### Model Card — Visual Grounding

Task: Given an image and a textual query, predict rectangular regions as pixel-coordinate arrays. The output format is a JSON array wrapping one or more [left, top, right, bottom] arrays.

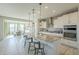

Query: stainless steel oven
[[63, 25, 77, 41]]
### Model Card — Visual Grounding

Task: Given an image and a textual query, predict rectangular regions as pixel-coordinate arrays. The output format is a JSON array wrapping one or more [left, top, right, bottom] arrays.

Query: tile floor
[[0, 35, 57, 55]]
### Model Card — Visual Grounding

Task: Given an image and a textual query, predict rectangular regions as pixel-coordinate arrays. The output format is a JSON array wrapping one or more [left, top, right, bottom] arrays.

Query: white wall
[[0, 17, 4, 40]]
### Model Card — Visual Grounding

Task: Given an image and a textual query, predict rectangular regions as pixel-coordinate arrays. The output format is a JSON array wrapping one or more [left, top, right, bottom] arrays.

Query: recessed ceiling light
[[45, 6, 48, 9]]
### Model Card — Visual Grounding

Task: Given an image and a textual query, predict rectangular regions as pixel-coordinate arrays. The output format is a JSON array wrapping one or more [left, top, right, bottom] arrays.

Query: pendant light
[[39, 3, 42, 20], [32, 8, 35, 39], [38, 3, 42, 34], [28, 12, 31, 36], [28, 12, 30, 26]]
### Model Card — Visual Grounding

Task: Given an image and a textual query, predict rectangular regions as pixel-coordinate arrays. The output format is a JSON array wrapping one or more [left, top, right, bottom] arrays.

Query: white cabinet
[[53, 18, 60, 28], [63, 15, 69, 25], [53, 12, 78, 28], [54, 17, 64, 28], [68, 12, 78, 25], [59, 15, 69, 27], [53, 15, 69, 28]]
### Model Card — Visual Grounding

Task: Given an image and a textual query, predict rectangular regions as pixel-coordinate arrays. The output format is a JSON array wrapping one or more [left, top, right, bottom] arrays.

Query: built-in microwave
[[63, 25, 77, 41], [64, 25, 76, 30]]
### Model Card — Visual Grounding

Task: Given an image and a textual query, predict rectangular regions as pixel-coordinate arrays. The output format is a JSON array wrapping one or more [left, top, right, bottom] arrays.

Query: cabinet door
[[53, 16, 65, 28], [53, 15, 69, 28], [56, 15, 68, 28], [63, 15, 69, 25], [53, 18, 61, 28], [58, 16, 64, 28], [69, 12, 78, 25]]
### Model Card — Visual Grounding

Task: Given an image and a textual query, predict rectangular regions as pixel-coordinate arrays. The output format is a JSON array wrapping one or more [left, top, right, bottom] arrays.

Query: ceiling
[[0, 3, 79, 20]]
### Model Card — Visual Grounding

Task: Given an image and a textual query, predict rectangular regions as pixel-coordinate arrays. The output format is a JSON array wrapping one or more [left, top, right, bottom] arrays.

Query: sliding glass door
[[4, 20, 32, 37], [18, 24, 25, 34], [9, 24, 15, 34]]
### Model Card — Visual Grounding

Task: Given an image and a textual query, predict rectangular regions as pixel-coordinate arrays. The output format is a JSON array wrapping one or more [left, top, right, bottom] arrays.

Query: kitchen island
[[34, 37, 61, 55], [35, 31, 78, 55], [34, 38, 78, 55], [38, 31, 63, 41]]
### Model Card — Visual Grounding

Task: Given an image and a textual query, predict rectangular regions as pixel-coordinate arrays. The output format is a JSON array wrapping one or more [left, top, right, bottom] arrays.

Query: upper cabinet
[[63, 15, 69, 25], [53, 15, 69, 28], [53, 11, 78, 28], [53, 18, 59, 28], [68, 12, 78, 25], [39, 9, 78, 30]]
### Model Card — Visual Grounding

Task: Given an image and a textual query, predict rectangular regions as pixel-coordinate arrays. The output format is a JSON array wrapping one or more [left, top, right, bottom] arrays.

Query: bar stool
[[34, 41, 45, 55], [24, 35, 28, 47], [28, 37, 34, 54]]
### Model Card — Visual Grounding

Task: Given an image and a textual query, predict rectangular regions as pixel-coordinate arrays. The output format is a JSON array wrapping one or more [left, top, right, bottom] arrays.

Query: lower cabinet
[[44, 44, 57, 55], [43, 42, 79, 55], [56, 43, 78, 55]]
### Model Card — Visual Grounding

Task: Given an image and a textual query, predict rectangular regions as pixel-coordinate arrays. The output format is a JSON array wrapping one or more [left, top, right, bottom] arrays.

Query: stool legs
[[28, 41, 45, 55], [24, 40, 26, 47], [34, 48, 45, 55], [34, 48, 37, 55], [28, 42, 35, 54], [28, 43, 31, 54], [42, 48, 45, 55]]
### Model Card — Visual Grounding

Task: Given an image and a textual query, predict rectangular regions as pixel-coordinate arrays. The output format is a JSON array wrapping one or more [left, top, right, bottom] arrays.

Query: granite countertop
[[40, 28, 63, 34], [39, 31, 63, 37], [34, 38, 61, 48]]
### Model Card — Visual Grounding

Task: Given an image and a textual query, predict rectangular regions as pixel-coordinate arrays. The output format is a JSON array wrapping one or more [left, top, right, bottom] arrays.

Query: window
[[19, 24, 25, 33], [9, 24, 15, 34]]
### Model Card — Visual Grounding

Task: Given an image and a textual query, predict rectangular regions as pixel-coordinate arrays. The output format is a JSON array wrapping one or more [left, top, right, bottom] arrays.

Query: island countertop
[[34, 38, 61, 48], [39, 31, 63, 37]]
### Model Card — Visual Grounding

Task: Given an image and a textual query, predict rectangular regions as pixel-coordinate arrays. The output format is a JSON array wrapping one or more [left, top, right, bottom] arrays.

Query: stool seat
[[34, 41, 45, 55], [28, 37, 35, 54], [35, 48, 45, 55], [28, 39, 45, 55]]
